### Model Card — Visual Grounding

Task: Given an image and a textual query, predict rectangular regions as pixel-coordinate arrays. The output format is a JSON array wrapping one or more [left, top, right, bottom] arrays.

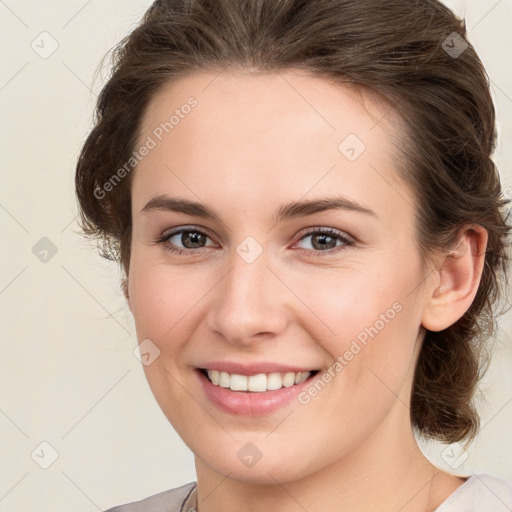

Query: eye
[[155, 226, 354, 257], [156, 227, 217, 255], [293, 228, 354, 257]]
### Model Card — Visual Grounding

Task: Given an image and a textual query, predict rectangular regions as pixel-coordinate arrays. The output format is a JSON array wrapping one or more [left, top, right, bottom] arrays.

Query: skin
[[126, 69, 487, 512]]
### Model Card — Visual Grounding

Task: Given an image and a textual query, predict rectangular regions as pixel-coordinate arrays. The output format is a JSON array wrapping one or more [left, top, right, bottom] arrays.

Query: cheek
[[129, 253, 196, 330], [291, 265, 405, 344], [297, 260, 422, 397]]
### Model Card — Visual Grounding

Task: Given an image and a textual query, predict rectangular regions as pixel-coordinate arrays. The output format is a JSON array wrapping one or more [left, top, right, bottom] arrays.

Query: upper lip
[[198, 361, 318, 375]]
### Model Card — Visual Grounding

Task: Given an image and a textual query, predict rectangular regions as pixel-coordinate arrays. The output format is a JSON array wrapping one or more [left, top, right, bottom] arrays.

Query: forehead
[[133, 69, 413, 225], [139, 68, 400, 145]]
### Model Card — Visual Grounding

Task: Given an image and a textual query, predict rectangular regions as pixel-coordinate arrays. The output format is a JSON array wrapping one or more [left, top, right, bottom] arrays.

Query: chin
[[196, 444, 316, 485]]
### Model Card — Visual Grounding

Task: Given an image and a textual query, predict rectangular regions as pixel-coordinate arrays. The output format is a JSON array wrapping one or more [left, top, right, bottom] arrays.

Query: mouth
[[198, 368, 320, 393]]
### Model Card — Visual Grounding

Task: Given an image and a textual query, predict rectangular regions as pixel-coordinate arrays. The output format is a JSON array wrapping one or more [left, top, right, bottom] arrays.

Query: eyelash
[[154, 226, 355, 258]]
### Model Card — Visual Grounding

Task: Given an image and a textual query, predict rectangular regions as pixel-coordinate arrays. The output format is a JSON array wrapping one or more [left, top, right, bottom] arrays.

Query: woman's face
[[128, 69, 432, 483]]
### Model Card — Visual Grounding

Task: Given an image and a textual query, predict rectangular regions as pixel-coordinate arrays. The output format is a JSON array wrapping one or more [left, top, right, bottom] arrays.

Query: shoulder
[[436, 473, 512, 512], [103, 481, 197, 512]]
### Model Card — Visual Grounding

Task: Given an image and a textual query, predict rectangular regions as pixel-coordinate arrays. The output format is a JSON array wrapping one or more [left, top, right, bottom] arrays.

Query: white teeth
[[209, 369, 220, 385], [295, 372, 308, 384], [282, 372, 296, 387], [219, 371, 230, 388], [229, 374, 247, 391], [248, 373, 267, 392], [267, 372, 283, 391], [205, 369, 312, 392]]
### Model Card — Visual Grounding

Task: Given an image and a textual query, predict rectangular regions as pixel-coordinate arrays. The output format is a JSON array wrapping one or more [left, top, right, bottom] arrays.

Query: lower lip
[[196, 369, 317, 416]]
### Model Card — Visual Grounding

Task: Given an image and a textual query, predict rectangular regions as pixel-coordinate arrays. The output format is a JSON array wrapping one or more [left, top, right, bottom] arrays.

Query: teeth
[[247, 373, 267, 392], [218, 371, 230, 388], [209, 369, 220, 385], [205, 369, 311, 392], [267, 372, 283, 391], [282, 372, 296, 387], [230, 373, 247, 391]]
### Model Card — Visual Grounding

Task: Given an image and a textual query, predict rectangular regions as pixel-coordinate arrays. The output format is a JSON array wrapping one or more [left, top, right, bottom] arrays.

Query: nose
[[205, 247, 290, 347]]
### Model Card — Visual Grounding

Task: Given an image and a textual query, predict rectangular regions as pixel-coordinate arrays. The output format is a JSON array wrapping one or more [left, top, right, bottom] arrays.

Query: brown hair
[[75, 0, 511, 444]]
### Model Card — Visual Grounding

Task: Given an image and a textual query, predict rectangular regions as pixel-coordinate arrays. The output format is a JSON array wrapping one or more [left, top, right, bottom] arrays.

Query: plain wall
[[0, 1, 511, 511]]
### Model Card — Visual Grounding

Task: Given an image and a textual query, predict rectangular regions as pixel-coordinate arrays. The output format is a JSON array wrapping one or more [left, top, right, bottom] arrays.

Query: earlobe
[[421, 225, 488, 332]]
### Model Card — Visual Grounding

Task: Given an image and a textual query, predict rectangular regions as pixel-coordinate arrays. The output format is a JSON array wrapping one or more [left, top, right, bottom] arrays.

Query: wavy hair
[[75, 0, 511, 444]]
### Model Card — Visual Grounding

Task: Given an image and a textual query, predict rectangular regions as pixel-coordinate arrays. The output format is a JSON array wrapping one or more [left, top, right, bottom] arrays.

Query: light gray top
[[104, 482, 197, 512], [104, 473, 512, 512], [434, 473, 512, 511]]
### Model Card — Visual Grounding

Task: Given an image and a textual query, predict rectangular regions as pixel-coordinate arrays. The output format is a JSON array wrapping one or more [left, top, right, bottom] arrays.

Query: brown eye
[[157, 227, 217, 255], [177, 231, 208, 249], [309, 233, 338, 250], [295, 228, 354, 257]]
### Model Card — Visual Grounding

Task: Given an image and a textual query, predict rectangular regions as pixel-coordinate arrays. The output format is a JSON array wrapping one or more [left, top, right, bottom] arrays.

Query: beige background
[[0, 1, 511, 511]]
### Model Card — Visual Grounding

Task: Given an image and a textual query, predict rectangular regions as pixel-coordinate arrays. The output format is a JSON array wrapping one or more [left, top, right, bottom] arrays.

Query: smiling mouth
[[199, 368, 320, 393]]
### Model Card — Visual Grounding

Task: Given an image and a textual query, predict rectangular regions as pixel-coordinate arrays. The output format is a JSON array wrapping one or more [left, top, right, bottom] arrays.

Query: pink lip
[[196, 369, 318, 416], [198, 361, 316, 375]]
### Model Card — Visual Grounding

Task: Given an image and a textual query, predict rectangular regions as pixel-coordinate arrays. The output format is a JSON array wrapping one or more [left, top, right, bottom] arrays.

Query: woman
[[75, 0, 512, 510]]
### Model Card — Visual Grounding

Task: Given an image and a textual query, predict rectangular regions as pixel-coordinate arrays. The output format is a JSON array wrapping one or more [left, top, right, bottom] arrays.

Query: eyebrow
[[141, 195, 378, 222]]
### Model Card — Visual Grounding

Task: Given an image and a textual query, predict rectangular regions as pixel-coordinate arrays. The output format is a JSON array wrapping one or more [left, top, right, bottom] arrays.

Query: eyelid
[[157, 225, 218, 250], [160, 224, 214, 240], [294, 225, 355, 244], [291, 227, 355, 257]]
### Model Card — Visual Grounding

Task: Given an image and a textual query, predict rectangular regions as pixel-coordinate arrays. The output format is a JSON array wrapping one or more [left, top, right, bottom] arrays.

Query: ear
[[421, 224, 488, 332]]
